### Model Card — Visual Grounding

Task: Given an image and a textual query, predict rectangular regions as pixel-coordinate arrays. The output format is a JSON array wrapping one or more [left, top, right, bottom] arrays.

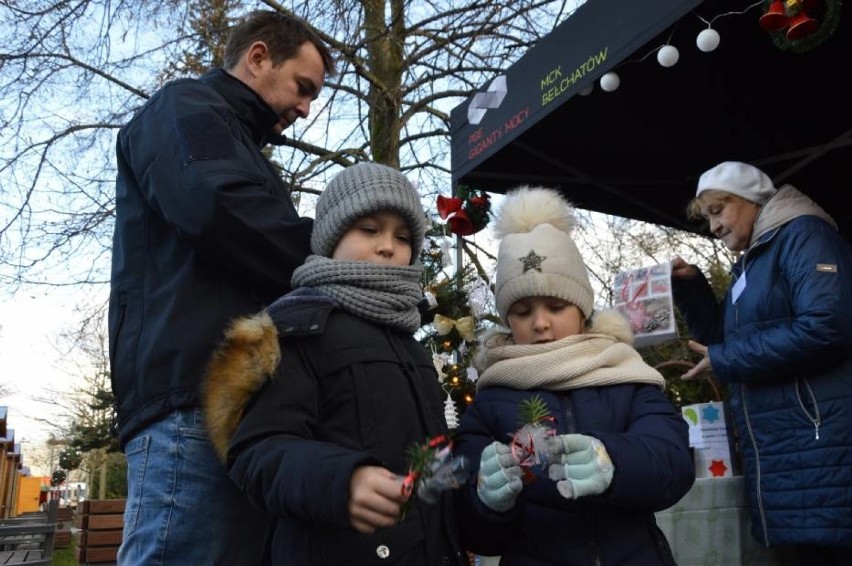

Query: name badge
[[731, 272, 747, 304]]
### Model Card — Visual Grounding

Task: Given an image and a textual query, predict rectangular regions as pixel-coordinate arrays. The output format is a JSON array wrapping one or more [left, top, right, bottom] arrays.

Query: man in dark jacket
[[108, 10, 335, 565]]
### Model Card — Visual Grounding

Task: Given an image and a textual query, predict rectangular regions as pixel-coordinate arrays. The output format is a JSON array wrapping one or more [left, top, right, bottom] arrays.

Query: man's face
[[252, 41, 326, 135]]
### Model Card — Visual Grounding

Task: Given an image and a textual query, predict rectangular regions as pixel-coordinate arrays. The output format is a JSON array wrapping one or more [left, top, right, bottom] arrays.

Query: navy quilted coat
[[672, 187, 852, 546], [453, 385, 694, 565]]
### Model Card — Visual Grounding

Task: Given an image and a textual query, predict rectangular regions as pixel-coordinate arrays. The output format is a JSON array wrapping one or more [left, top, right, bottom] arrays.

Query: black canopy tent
[[450, 0, 850, 237]]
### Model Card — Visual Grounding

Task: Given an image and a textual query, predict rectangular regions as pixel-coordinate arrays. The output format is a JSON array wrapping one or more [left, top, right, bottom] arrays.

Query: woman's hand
[[670, 256, 700, 280], [681, 340, 714, 380]]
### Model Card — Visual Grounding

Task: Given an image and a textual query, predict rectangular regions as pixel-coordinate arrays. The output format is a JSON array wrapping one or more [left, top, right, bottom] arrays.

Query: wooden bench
[[74, 499, 125, 566], [54, 506, 73, 549], [0, 500, 57, 565]]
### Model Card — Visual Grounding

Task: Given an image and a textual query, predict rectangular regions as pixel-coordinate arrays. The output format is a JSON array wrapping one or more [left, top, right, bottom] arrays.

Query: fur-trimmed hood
[[203, 289, 337, 462], [203, 311, 281, 462]]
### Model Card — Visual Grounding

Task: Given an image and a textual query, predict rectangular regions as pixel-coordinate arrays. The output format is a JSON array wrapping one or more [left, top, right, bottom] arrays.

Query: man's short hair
[[223, 10, 336, 76]]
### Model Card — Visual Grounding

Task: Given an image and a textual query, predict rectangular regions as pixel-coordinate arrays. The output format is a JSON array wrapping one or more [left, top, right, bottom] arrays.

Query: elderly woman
[[670, 161, 852, 564]]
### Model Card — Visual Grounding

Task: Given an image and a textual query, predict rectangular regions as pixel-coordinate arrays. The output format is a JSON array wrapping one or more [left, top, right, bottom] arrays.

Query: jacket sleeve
[[226, 339, 377, 528], [671, 267, 725, 346], [118, 80, 312, 292], [709, 217, 852, 382], [590, 385, 695, 512]]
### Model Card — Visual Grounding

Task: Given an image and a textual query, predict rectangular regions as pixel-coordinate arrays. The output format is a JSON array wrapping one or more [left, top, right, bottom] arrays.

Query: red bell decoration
[[786, 9, 818, 40], [446, 210, 476, 236], [437, 195, 463, 219], [436, 186, 492, 236], [759, 0, 789, 31]]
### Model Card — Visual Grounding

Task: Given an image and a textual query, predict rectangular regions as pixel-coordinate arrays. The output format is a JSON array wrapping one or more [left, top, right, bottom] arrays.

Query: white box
[[681, 401, 736, 478]]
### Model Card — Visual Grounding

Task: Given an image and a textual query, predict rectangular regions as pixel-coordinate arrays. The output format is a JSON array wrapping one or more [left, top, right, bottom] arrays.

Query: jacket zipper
[[794, 378, 821, 440], [559, 394, 604, 565]]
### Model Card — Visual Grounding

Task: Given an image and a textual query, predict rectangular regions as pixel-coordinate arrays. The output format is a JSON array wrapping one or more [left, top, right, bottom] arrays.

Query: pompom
[[493, 186, 578, 239]]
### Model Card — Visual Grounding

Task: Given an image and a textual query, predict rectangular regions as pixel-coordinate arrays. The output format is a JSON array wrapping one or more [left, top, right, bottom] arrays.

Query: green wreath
[[763, 0, 843, 53]]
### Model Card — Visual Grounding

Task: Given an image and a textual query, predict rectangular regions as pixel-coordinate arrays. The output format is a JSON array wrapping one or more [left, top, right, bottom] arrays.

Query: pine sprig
[[518, 395, 551, 426], [404, 439, 440, 474]]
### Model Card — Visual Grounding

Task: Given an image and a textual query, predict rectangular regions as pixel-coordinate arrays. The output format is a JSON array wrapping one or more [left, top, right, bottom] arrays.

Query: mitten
[[547, 433, 614, 499], [476, 441, 523, 512]]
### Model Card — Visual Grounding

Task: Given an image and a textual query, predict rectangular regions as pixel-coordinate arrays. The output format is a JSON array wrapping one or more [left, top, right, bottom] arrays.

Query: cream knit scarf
[[291, 255, 423, 333], [476, 332, 665, 392]]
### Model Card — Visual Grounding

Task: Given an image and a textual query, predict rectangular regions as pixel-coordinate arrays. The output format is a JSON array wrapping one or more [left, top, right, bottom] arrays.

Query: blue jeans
[[118, 408, 271, 565]]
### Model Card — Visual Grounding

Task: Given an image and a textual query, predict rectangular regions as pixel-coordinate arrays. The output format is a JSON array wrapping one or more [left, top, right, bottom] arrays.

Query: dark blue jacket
[[673, 193, 852, 546], [453, 385, 693, 565], [109, 68, 312, 447]]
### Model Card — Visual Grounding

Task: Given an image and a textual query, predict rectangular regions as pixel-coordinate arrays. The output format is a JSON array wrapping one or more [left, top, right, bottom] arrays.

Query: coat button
[[376, 545, 390, 559]]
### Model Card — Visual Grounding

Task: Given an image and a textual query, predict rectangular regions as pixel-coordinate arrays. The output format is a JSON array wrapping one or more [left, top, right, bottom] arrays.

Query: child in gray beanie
[[452, 186, 694, 565], [202, 162, 468, 565]]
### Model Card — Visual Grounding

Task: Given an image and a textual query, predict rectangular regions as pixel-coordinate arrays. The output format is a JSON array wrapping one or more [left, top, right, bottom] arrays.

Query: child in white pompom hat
[[453, 186, 694, 565]]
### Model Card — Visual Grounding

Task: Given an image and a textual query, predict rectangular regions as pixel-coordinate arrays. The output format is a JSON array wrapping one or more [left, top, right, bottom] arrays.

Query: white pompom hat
[[493, 186, 594, 323]]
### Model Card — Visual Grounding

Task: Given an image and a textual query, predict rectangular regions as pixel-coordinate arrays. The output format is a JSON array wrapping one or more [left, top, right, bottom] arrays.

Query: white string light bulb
[[657, 45, 680, 67], [600, 72, 620, 92], [697, 28, 721, 52]]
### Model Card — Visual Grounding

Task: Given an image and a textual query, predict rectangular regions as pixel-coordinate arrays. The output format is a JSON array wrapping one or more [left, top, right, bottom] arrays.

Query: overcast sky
[[0, 287, 85, 463]]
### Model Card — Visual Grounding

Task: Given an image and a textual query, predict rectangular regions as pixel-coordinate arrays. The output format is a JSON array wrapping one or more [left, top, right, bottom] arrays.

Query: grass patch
[[52, 534, 78, 566]]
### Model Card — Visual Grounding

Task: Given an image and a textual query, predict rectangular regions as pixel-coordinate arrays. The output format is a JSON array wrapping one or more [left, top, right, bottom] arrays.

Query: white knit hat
[[493, 186, 594, 322], [696, 161, 776, 204]]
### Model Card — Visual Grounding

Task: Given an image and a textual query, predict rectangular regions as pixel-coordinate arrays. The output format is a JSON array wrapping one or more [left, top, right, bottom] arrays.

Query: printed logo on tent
[[467, 75, 507, 125]]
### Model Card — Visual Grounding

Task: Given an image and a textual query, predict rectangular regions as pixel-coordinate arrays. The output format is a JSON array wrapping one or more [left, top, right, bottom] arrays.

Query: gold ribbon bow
[[433, 314, 476, 342]]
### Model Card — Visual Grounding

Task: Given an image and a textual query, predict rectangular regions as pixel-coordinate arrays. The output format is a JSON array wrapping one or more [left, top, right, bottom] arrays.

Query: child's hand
[[348, 466, 407, 533], [476, 441, 523, 512], [547, 434, 614, 499]]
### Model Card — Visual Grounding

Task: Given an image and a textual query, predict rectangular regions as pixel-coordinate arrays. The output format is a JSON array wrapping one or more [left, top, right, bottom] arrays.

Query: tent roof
[[450, 0, 850, 237]]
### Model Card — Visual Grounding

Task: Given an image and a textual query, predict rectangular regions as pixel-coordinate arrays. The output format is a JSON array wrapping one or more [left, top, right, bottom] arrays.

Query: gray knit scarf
[[476, 331, 665, 392], [291, 255, 423, 333]]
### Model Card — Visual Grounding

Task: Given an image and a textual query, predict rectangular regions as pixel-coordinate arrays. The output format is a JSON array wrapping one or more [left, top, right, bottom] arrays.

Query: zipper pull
[[814, 423, 820, 440]]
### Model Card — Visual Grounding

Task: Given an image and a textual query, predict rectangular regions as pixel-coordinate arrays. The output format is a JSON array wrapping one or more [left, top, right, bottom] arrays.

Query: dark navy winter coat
[[453, 385, 694, 565], [222, 293, 467, 565], [109, 68, 312, 447], [673, 208, 852, 546]]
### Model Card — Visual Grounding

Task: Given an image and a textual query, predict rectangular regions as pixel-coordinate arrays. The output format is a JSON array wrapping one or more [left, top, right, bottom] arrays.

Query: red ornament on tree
[[436, 186, 492, 236]]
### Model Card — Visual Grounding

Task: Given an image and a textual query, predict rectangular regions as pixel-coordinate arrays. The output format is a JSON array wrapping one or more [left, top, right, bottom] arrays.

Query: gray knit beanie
[[494, 186, 594, 322], [311, 162, 427, 262]]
